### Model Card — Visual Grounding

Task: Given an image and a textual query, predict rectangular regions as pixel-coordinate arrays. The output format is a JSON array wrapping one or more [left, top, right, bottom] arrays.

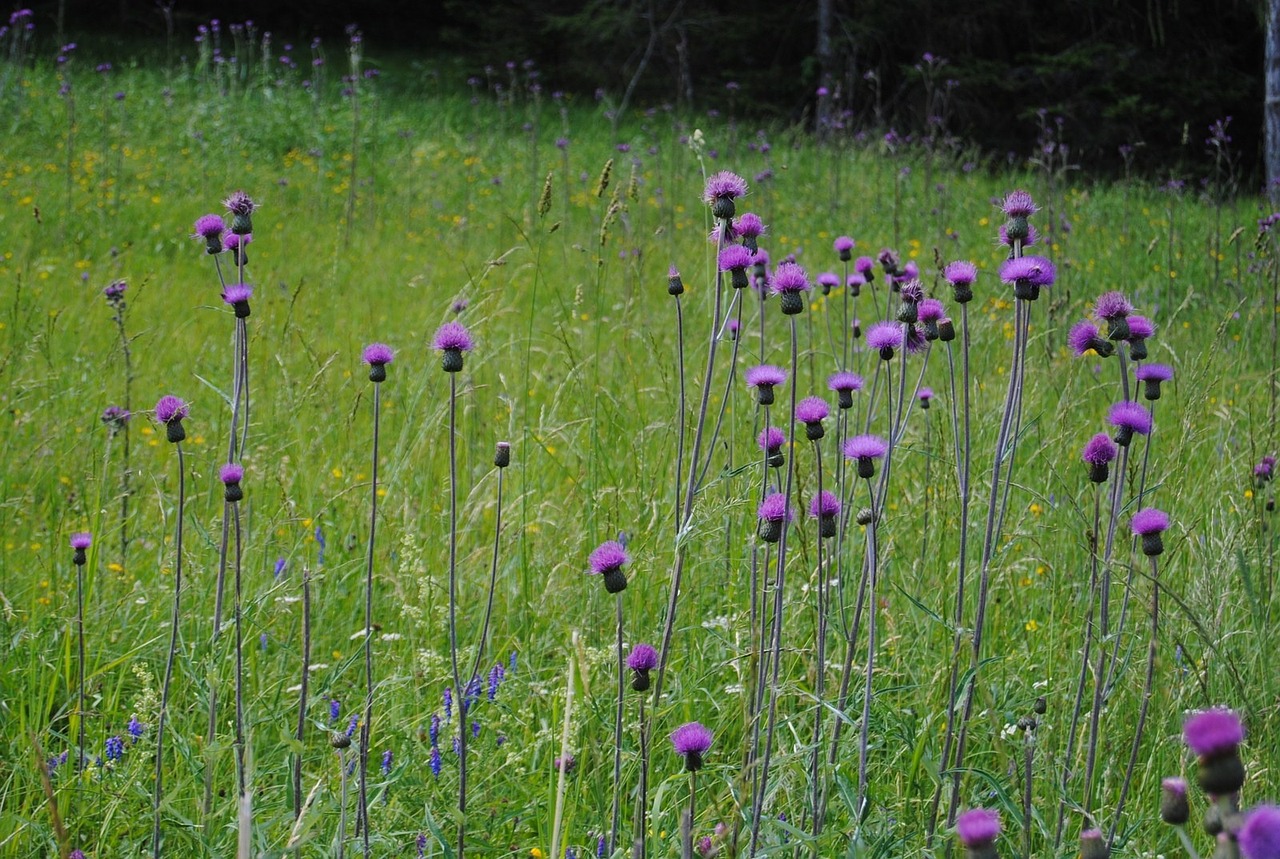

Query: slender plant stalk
[[1023, 721, 1035, 859], [1054, 486, 1103, 849], [683, 771, 697, 859], [233, 504, 248, 837], [446, 372, 467, 859], [549, 635, 577, 859], [611, 595, 625, 856], [748, 314, 799, 856], [855, 469, 880, 817], [337, 748, 349, 859], [152, 443, 186, 859], [810, 444, 828, 840], [294, 566, 312, 821], [633, 695, 649, 859], [1108, 553, 1161, 845], [358, 379, 382, 857], [75, 545, 87, 775]]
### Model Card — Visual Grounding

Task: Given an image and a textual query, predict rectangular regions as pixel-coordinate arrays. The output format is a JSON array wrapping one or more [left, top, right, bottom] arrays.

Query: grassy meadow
[[0, 29, 1278, 859]]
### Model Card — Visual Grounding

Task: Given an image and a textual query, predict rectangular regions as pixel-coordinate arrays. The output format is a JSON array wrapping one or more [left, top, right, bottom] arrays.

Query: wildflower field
[[2, 23, 1279, 859]]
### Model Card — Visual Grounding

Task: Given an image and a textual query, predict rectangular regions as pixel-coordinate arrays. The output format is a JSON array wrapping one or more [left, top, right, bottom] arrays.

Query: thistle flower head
[[1082, 433, 1117, 465], [193, 214, 226, 239], [817, 272, 840, 292], [828, 371, 864, 393], [670, 721, 713, 764], [1131, 507, 1169, 536], [1107, 401, 1152, 436], [833, 236, 855, 253], [702, 171, 748, 205], [757, 493, 793, 522], [904, 324, 927, 353], [219, 463, 244, 484], [999, 255, 1056, 288], [1126, 315, 1155, 339], [810, 490, 841, 519], [588, 540, 629, 575], [433, 321, 474, 357], [718, 244, 753, 272], [736, 213, 765, 239], [103, 279, 127, 300], [899, 280, 925, 303], [70, 532, 92, 550], [224, 191, 256, 216], [956, 808, 1001, 847], [866, 321, 904, 352], [844, 435, 888, 461], [758, 426, 785, 453], [1183, 708, 1244, 756], [918, 387, 934, 405], [998, 222, 1039, 247], [770, 262, 811, 294], [222, 283, 253, 305], [796, 396, 829, 424], [1000, 190, 1038, 218], [626, 643, 658, 671], [1135, 363, 1173, 382], [943, 260, 977, 285], [363, 343, 394, 366], [1239, 805, 1280, 859], [918, 298, 945, 323], [1256, 455, 1277, 480], [1095, 291, 1133, 320], [154, 395, 188, 424], [1069, 322, 1111, 357], [854, 256, 875, 276]]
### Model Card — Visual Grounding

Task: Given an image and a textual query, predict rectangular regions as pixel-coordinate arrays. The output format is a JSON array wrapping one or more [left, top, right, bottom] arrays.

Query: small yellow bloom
[[531, 850, 545, 859], [1245, 489, 1255, 500], [1024, 620, 1039, 632], [332, 467, 344, 479]]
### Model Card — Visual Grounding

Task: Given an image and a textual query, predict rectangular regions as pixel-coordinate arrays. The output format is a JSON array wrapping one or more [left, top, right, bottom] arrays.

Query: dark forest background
[[22, 0, 1266, 183]]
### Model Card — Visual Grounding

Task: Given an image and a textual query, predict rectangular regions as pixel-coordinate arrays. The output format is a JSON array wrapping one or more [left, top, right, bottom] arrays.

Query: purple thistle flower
[[834, 235, 856, 259], [1256, 455, 1277, 482], [103, 279, 127, 301], [363, 342, 393, 381], [918, 387, 934, 408], [1082, 433, 1117, 483], [554, 753, 576, 774], [810, 489, 841, 538], [101, 406, 131, 432], [154, 395, 189, 443], [1132, 507, 1170, 534], [854, 256, 875, 277], [844, 434, 888, 479], [627, 643, 658, 671], [1135, 362, 1173, 400], [736, 212, 765, 241], [943, 260, 977, 286], [222, 283, 253, 317], [828, 371, 864, 410], [770, 262, 811, 315], [719, 245, 754, 289], [999, 255, 1055, 299], [796, 396, 829, 424], [1068, 322, 1113, 357], [904, 323, 928, 354], [866, 321, 904, 359], [918, 298, 945, 324], [670, 721, 713, 771], [956, 808, 1001, 847], [1126, 315, 1155, 340], [71, 532, 92, 550], [1239, 806, 1280, 859], [194, 214, 226, 239], [745, 365, 786, 390], [434, 321, 474, 372], [703, 171, 748, 220], [1183, 708, 1244, 757], [219, 463, 244, 484], [224, 231, 250, 261], [757, 493, 794, 542], [589, 540, 629, 593], [1094, 291, 1133, 320], [817, 272, 840, 294], [899, 280, 925, 303], [223, 190, 256, 216], [1000, 190, 1037, 218], [69, 852, 85, 859], [1108, 401, 1152, 446], [758, 426, 785, 454]]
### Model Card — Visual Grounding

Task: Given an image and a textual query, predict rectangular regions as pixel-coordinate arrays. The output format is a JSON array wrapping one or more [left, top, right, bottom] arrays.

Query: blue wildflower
[[443, 688, 453, 721], [128, 717, 145, 741], [429, 713, 440, 746], [329, 698, 341, 722], [429, 745, 442, 777], [381, 749, 393, 775], [105, 736, 125, 761]]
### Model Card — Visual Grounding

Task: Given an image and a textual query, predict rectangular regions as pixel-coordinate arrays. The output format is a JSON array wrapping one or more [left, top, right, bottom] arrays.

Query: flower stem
[[152, 442, 185, 859], [358, 380, 382, 857]]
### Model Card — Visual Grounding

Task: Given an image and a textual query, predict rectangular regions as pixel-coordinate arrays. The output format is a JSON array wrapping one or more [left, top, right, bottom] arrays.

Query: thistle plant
[[358, 342, 393, 855], [587, 539, 629, 855], [671, 722, 712, 859], [70, 532, 91, 774], [435, 319, 475, 859], [103, 280, 133, 566], [151, 394, 189, 859]]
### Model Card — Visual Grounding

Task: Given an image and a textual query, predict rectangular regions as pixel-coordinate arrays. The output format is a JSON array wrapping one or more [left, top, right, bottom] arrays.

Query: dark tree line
[[43, 0, 1270, 181]]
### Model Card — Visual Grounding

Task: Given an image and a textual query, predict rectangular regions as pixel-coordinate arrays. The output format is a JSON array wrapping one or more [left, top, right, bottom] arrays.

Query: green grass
[[0, 42, 1276, 859]]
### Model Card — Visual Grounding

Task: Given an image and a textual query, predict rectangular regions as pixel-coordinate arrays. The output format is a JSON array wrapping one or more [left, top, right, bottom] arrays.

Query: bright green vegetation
[[0, 46, 1276, 859]]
